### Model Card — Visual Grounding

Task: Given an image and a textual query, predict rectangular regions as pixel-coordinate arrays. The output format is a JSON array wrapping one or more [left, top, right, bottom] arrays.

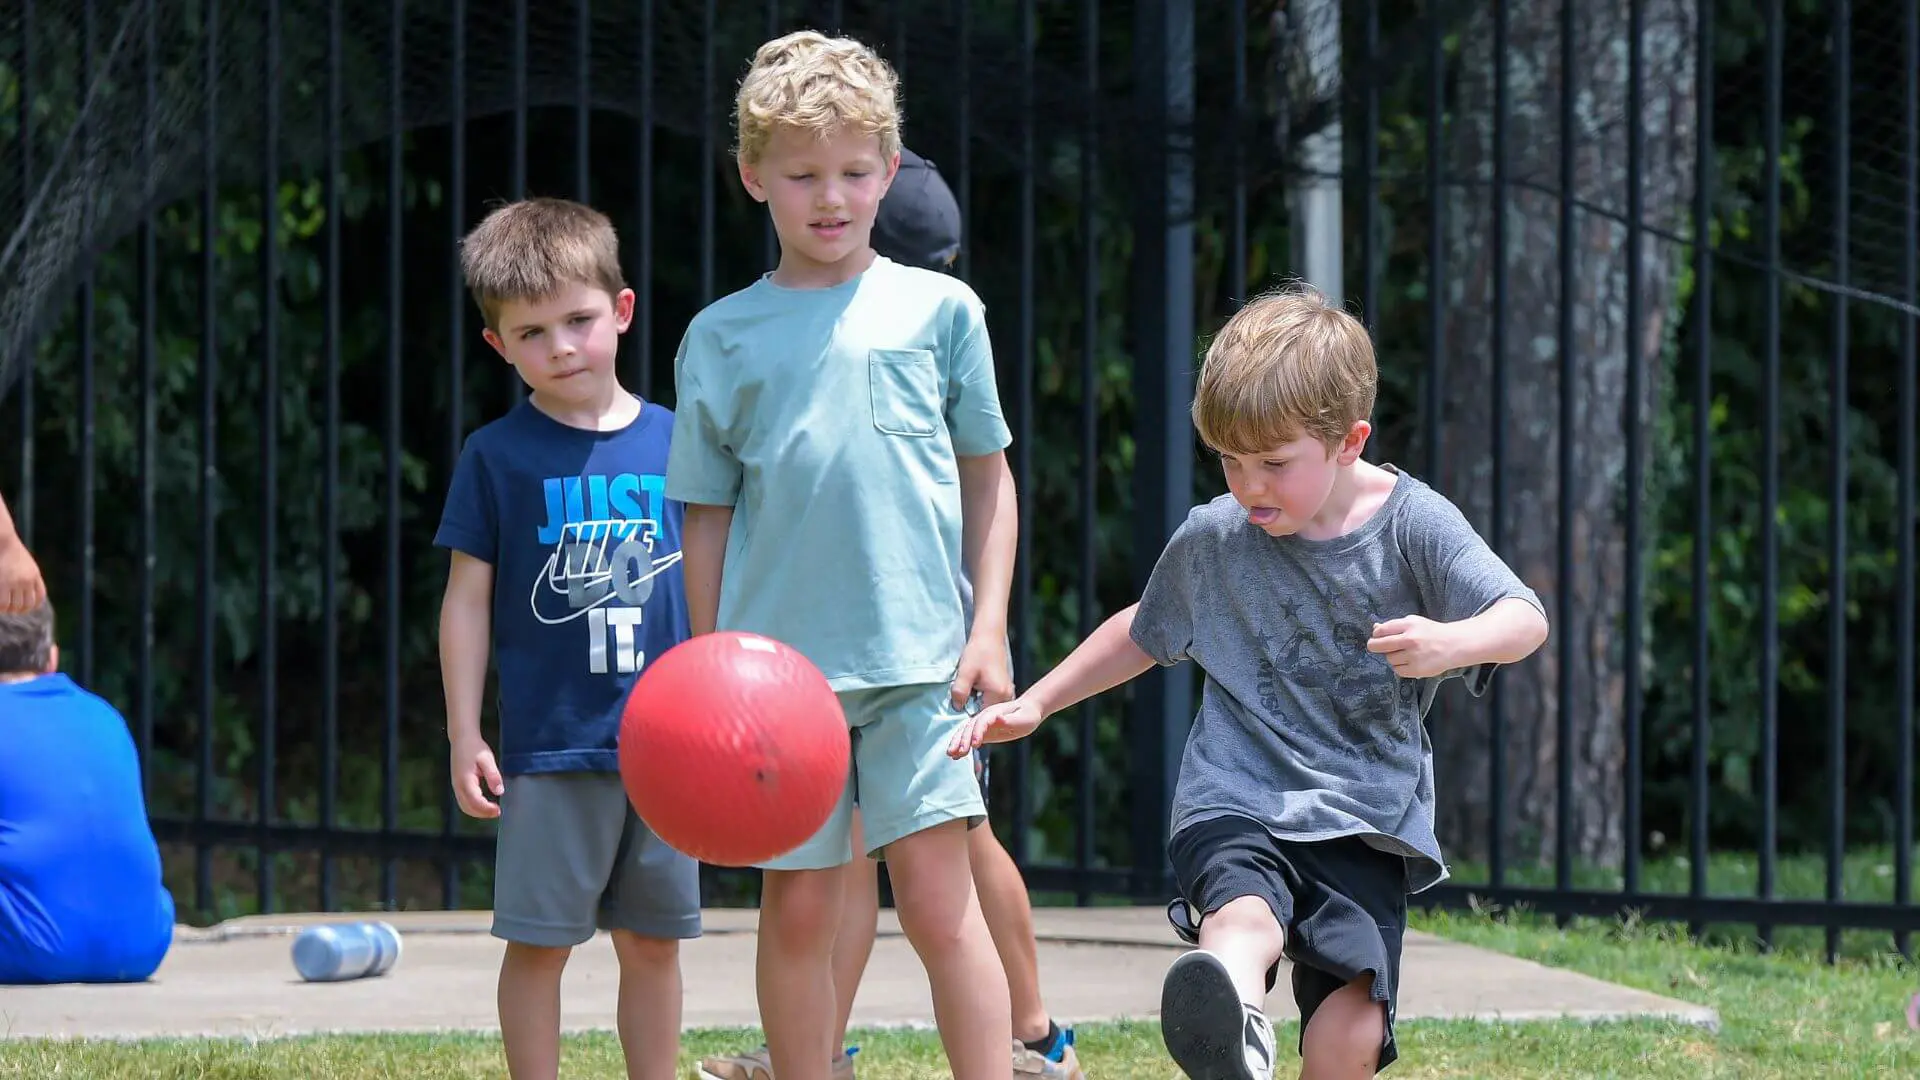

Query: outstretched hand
[[947, 696, 1047, 759]]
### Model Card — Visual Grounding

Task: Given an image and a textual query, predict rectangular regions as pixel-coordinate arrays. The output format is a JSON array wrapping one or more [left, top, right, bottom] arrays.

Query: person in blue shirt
[[0, 598, 175, 984], [435, 196, 700, 1080]]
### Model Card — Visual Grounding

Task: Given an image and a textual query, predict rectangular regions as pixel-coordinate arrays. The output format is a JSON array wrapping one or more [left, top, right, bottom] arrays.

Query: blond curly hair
[[734, 30, 902, 164]]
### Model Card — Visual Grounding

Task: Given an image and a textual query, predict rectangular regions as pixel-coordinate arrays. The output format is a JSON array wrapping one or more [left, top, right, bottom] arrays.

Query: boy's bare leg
[[834, 808, 881, 1050], [968, 824, 1050, 1043], [1197, 895, 1286, 1007], [759, 867, 846, 1080], [610, 931, 684, 1080], [498, 942, 571, 1080], [1297, 978, 1385, 1080], [885, 818, 1012, 1080]]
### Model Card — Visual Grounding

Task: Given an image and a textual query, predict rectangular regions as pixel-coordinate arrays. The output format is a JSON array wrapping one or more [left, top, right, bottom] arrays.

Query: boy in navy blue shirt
[[0, 599, 175, 985], [435, 197, 699, 1080]]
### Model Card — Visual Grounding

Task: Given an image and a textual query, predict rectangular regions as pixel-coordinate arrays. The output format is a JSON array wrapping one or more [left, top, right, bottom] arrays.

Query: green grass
[[1429, 843, 1920, 962], [7, 904, 1920, 1078]]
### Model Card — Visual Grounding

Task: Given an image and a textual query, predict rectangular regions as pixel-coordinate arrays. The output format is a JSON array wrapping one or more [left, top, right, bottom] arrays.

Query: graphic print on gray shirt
[[1129, 466, 1545, 894]]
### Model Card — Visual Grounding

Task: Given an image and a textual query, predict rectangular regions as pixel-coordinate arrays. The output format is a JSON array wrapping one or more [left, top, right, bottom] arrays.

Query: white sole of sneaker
[[1160, 949, 1260, 1080]]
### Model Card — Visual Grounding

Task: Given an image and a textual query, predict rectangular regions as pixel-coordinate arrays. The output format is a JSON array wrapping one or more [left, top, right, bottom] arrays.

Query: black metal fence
[[1, 0, 1916, 963]]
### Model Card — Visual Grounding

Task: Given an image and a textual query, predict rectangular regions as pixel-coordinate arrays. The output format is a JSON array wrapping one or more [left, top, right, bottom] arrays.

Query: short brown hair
[[1192, 282, 1378, 454], [0, 599, 54, 676], [458, 197, 626, 332], [735, 31, 902, 165]]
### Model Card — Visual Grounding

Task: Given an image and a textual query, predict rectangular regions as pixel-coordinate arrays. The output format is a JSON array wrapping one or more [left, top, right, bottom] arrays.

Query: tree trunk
[[1429, 0, 1698, 871]]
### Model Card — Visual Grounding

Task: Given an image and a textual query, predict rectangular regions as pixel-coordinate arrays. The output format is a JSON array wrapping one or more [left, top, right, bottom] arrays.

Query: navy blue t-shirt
[[433, 396, 691, 775]]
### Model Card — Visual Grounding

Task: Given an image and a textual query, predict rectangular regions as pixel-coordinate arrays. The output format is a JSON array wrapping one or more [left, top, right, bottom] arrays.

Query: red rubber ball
[[618, 631, 849, 867]]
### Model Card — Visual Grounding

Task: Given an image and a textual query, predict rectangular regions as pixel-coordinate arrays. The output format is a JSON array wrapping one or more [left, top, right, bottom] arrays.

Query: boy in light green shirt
[[667, 28, 1020, 1080]]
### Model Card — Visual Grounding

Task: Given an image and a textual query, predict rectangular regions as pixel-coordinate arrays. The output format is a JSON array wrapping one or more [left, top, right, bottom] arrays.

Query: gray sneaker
[[1159, 949, 1276, 1080], [696, 1045, 858, 1080]]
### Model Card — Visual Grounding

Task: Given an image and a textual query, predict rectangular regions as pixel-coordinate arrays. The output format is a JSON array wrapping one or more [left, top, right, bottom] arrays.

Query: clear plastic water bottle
[[291, 920, 403, 982]]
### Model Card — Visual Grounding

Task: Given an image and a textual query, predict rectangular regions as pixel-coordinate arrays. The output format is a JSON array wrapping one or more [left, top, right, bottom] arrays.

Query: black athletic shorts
[[1167, 813, 1408, 1072]]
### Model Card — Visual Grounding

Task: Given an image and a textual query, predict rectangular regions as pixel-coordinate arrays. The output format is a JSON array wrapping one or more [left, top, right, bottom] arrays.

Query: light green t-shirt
[[664, 256, 1014, 691]]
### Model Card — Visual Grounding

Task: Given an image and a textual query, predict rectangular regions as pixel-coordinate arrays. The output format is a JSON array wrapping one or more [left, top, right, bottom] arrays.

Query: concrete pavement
[[0, 906, 1717, 1042]]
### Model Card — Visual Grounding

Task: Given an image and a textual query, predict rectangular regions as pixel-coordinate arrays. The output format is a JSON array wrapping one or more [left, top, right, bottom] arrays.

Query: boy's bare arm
[[951, 603, 1157, 754], [953, 450, 1018, 703], [1369, 596, 1549, 679], [681, 503, 734, 638], [1025, 603, 1158, 716], [440, 552, 503, 817], [0, 492, 46, 614], [957, 451, 1016, 636], [1448, 595, 1550, 666], [440, 553, 495, 742]]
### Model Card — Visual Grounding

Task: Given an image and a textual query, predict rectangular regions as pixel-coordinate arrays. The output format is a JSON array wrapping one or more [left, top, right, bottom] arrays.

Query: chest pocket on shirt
[[869, 348, 941, 438]]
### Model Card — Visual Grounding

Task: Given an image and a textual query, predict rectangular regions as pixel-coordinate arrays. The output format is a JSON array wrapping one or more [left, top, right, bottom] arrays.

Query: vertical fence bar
[[1823, 0, 1850, 965], [638, 0, 655, 398], [444, 0, 468, 909], [1553, 0, 1577, 913], [700, 0, 715, 304], [1128, 0, 1196, 898], [1488, 0, 1510, 891], [319, 0, 342, 913], [1756, 0, 1783, 949], [1622, 0, 1646, 898], [1423, 1, 1444, 484], [382, 0, 404, 909], [891, 0, 906, 79], [13, 0, 32, 544], [1229, 0, 1246, 308], [1075, 0, 1099, 903], [78, 0, 96, 688], [1688, 0, 1716, 942], [195, 0, 220, 919], [137, 0, 159, 791], [577, 0, 591, 202], [1009, 0, 1036, 869], [258, 0, 282, 916], [513, 0, 527, 200], [1896, 0, 1918, 962], [955, 0, 971, 282], [508, 0, 527, 416], [1360, 0, 1378, 329], [763, 0, 779, 269]]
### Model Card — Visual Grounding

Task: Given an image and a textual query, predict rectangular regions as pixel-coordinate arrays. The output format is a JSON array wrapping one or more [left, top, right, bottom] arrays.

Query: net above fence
[[2, 0, 1915, 394]]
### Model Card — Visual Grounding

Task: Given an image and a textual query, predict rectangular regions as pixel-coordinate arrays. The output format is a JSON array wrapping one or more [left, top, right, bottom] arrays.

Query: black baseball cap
[[873, 148, 962, 271]]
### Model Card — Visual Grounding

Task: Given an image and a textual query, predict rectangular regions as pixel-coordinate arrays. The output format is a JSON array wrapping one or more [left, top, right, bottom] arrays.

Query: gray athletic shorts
[[491, 772, 702, 947]]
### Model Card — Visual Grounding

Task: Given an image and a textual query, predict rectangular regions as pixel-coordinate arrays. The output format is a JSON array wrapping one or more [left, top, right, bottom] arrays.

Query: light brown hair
[[1192, 282, 1378, 454], [735, 30, 902, 165], [458, 197, 626, 332]]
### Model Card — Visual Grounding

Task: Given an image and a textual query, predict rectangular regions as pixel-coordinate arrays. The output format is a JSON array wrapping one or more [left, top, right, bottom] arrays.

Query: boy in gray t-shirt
[[950, 284, 1548, 1079]]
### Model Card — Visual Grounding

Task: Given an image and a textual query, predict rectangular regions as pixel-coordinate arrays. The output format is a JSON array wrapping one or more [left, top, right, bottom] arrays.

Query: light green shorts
[[758, 681, 988, 871]]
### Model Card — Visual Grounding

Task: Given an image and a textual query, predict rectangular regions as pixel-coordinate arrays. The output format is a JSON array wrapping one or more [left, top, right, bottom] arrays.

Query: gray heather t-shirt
[[1130, 466, 1544, 893]]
